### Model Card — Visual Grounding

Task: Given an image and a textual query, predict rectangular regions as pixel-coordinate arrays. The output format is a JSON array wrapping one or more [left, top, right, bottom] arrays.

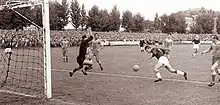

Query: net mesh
[[0, 0, 46, 103], [0, 29, 45, 98]]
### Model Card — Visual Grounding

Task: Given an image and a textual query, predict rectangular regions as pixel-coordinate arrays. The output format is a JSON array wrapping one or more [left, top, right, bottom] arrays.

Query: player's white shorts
[[193, 44, 200, 49], [158, 56, 169, 66], [4, 48, 12, 53], [155, 43, 159, 46], [140, 47, 144, 51]]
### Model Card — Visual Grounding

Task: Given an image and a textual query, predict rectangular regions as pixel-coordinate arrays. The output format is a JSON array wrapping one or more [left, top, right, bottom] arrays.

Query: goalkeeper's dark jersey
[[150, 48, 170, 59], [78, 36, 93, 58]]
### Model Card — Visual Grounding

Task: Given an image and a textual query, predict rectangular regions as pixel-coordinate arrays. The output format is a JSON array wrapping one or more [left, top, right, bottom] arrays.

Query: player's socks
[[183, 72, 187, 80], [155, 72, 162, 78], [176, 70, 185, 75], [98, 62, 103, 71], [63, 57, 65, 62], [66, 57, 68, 63], [72, 68, 78, 74], [100, 66, 103, 71], [154, 78, 162, 82]]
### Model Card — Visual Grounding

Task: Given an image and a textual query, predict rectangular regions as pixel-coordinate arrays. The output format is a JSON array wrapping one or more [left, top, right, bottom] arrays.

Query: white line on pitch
[[51, 68, 213, 85], [0, 89, 38, 98], [8, 67, 214, 85]]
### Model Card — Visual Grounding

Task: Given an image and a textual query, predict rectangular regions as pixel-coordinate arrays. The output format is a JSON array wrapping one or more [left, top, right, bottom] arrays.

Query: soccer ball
[[133, 65, 140, 72]]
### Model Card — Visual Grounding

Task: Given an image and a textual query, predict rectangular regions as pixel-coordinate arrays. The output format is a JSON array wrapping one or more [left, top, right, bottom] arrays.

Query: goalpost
[[0, 0, 52, 98], [42, 0, 52, 99]]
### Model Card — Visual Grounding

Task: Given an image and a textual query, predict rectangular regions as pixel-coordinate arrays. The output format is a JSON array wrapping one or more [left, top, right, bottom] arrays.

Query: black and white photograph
[[0, 0, 220, 104]]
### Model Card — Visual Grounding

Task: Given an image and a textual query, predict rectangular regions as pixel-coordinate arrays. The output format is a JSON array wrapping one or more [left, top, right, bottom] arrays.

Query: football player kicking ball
[[201, 35, 220, 87], [145, 45, 187, 82]]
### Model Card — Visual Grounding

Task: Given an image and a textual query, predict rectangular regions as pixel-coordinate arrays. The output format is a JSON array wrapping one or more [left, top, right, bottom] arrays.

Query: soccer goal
[[0, 0, 52, 99]]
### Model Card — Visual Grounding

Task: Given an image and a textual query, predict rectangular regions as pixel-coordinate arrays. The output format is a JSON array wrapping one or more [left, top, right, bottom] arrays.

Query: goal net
[[0, 0, 51, 102]]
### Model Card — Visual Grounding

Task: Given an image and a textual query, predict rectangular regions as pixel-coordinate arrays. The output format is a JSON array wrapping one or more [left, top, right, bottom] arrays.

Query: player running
[[69, 34, 93, 77], [60, 37, 69, 63], [163, 33, 173, 59], [90, 33, 104, 71], [201, 35, 220, 87], [139, 39, 146, 52], [192, 35, 200, 58], [145, 45, 187, 82]]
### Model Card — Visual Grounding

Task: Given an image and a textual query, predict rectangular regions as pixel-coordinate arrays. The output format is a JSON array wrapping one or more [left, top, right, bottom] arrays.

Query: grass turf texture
[[1, 44, 220, 105]]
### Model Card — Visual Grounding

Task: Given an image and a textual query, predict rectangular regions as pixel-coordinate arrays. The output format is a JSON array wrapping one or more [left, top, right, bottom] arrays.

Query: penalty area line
[[52, 68, 213, 86]]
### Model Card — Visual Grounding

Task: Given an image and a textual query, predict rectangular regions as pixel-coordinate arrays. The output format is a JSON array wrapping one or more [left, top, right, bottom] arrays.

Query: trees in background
[[49, 0, 69, 30], [0, 1, 219, 34], [159, 13, 186, 34], [216, 15, 220, 34], [122, 10, 134, 32], [70, 0, 81, 30], [190, 13, 214, 34], [80, 3, 87, 30]]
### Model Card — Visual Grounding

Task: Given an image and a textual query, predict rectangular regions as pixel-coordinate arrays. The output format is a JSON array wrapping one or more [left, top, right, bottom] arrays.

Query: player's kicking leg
[[208, 59, 220, 87], [154, 56, 187, 82], [165, 64, 187, 80], [69, 57, 84, 77]]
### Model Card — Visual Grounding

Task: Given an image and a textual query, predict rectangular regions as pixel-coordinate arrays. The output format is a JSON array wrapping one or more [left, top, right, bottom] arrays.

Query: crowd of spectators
[[0, 29, 219, 48]]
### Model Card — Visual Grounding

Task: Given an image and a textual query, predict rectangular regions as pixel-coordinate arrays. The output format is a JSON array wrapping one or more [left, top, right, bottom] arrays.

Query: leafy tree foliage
[[80, 3, 87, 30], [122, 10, 134, 32], [70, 0, 81, 30]]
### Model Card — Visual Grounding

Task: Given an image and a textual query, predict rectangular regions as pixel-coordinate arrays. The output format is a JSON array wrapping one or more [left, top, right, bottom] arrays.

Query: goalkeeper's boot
[[154, 78, 162, 82]]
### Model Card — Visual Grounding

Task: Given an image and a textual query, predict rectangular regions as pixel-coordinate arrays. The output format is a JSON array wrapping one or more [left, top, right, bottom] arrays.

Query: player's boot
[[82, 69, 88, 75], [183, 72, 187, 80], [154, 78, 162, 82], [69, 68, 78, 77], [208, 82, 215, 87]]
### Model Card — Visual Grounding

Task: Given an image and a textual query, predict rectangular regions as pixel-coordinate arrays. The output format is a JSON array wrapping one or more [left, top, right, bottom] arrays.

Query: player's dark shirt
[[78, 36, 93, 58], [139, 40, 145, 47], [192, 39, 200, 44], [150, 48, 169, 59]]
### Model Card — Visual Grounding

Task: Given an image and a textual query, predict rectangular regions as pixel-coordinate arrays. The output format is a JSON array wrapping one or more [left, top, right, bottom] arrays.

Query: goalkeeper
[[69, 28, 93, 77]]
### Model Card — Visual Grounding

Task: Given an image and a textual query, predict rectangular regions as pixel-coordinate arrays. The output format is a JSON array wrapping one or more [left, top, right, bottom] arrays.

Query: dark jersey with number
[[78, 36, 93, 58], [192, 39, 200, 44], [150, 48, 170, 59], [139, 40, 145, 47]]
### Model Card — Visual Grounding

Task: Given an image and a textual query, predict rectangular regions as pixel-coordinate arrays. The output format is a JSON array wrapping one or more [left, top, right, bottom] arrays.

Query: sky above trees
[[53, 0, 220, 21]]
